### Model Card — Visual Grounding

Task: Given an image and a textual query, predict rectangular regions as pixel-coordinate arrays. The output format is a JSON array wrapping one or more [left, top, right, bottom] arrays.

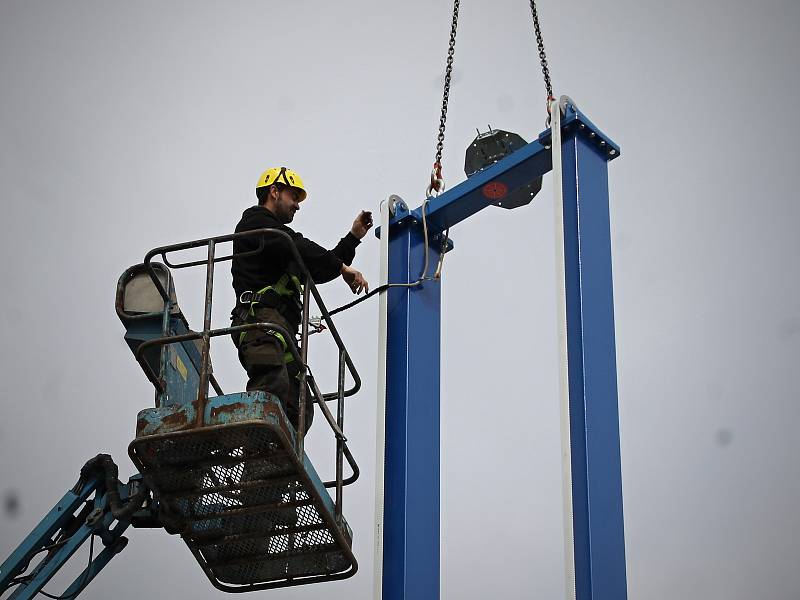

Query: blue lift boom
[[0, 456, 153, 600]]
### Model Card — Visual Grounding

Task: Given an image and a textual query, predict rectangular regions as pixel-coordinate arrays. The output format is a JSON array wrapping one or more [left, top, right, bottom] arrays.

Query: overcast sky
[[2, 1, 799, 599]]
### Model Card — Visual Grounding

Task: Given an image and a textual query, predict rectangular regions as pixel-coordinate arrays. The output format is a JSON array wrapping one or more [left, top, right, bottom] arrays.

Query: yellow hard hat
[[256, 167, 307, 201]]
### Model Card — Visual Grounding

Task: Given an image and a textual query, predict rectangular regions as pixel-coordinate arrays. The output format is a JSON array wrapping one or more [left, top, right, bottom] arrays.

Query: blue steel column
[[383, 218, 441, 599], [560, 126, 628, 599]]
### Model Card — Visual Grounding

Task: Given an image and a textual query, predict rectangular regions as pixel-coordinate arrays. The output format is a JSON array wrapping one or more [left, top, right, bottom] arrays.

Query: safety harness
[[236, 272, 304, 364]]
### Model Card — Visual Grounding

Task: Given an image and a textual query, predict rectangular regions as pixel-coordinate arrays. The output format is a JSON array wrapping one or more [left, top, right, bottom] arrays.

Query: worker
[[231, 166, 371, 433]]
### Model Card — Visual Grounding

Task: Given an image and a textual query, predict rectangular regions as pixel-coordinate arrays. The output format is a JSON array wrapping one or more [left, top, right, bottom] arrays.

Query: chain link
[[434, 0, 460, 170], [529, 0, 554, 112]]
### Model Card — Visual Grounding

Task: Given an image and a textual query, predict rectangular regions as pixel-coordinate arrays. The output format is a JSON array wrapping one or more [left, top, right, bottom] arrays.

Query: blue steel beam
[[383, 220, 442, 599], [559, 120, 627, 599], [380, 104, 624, 599], [385, 105, 619, 238]]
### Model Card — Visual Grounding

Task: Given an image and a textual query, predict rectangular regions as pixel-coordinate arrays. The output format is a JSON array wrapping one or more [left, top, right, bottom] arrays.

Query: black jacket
[[231, 205, 360, 299]]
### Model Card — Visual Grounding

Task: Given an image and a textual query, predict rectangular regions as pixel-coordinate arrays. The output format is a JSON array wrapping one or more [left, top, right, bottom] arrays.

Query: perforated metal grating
[[130, 422, 354, 588]]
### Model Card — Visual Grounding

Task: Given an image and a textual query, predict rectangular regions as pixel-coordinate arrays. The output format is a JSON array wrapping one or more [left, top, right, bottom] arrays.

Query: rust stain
[[161, 411, 190, 429], [210, 402, 248, 420]]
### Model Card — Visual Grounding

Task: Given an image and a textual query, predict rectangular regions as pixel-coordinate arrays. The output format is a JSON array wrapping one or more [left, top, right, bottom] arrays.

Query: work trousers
[[229, 305, 313, 541], [232, 305, 314, 433]]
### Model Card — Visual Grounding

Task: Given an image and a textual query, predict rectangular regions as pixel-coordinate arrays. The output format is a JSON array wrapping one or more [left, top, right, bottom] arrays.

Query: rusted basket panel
[[128, 393, 356, 592]]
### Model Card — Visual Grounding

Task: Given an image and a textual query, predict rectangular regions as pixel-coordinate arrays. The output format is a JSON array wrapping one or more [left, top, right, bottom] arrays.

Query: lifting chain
[[428, 0, 460, 198], [529, 0, 555, 123], [429, 1, 556, 196]]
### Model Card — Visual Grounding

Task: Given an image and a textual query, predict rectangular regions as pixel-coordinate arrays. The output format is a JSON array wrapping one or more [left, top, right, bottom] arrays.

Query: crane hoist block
[[128, 392, 356, 592]]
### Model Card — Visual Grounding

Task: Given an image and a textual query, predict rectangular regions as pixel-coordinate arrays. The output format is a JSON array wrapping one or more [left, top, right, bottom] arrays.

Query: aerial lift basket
[[117, 229, 361, 592], [129, 394, 355, 590]]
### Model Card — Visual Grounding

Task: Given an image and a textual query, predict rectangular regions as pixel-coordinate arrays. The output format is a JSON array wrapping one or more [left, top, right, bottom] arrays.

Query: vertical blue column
[[561, 128, 628, 599], [383, 219, 441, 600]]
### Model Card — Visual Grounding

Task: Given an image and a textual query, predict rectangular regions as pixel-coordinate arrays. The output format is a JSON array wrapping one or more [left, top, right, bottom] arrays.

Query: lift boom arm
[[0, 456, 155, 600]]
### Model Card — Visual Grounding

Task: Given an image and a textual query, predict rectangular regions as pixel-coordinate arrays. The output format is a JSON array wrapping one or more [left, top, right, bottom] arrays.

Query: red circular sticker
[[482, 181, 508, 200]]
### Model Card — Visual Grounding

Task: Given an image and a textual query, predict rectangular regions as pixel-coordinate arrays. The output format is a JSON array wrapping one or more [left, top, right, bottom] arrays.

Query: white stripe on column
[[551, 97, 576, 600], [373, 198, 391, 600]]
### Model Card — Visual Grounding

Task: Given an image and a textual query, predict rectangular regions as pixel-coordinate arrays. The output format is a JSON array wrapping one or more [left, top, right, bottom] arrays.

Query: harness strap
[[249, 273, 302, 302], [238, 327, 295, 364], [237, 272, 303, 364]]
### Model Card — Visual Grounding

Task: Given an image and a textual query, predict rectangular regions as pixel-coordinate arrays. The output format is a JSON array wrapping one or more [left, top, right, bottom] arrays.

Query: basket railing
[[132, 228, 361, 518]]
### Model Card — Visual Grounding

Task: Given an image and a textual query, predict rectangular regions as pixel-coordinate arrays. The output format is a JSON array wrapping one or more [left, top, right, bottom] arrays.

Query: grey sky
[[2, 1, 799, 599]]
